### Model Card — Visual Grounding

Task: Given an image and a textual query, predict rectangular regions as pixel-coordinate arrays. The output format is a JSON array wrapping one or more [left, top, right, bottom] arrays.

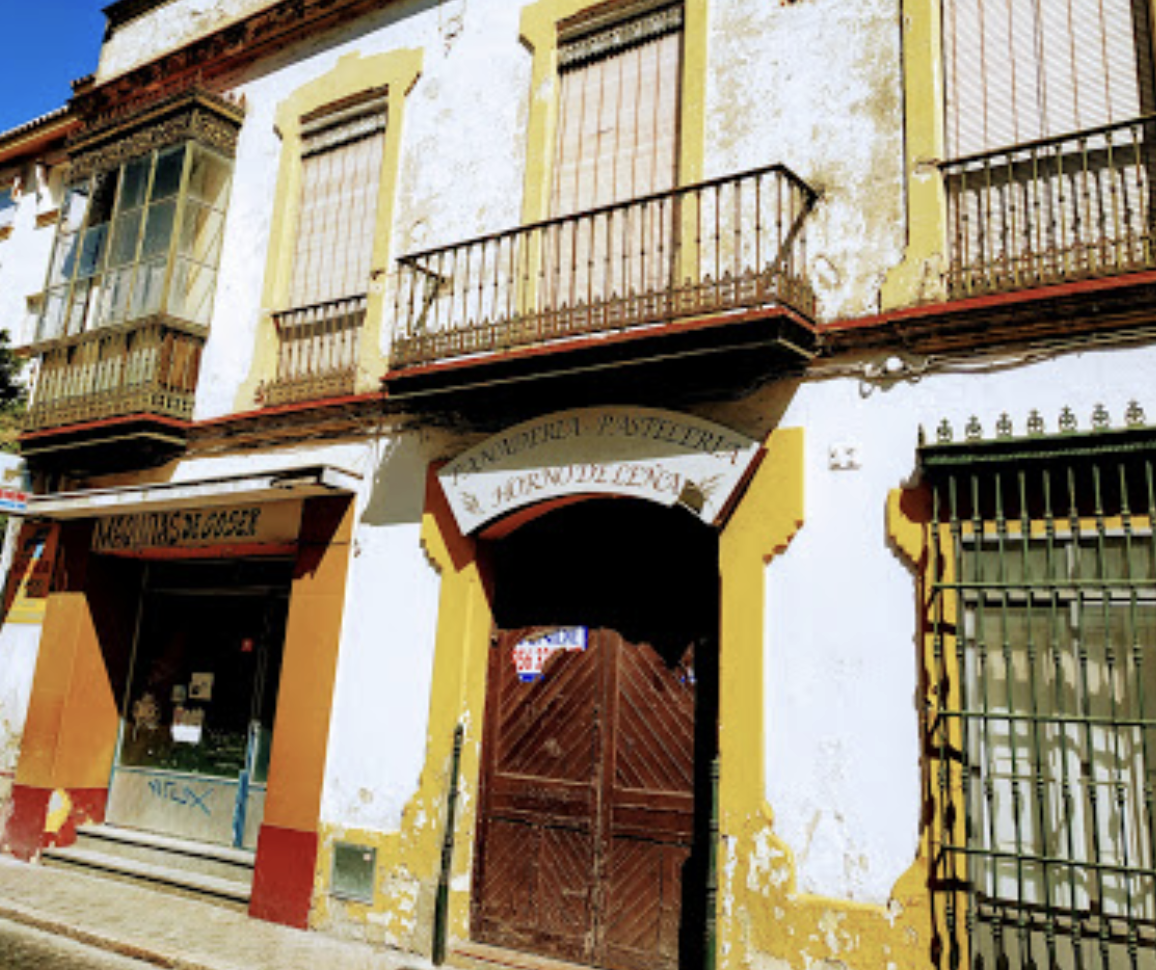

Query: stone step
[[41, 826, 253, 911], [69, 824, 254, 884]]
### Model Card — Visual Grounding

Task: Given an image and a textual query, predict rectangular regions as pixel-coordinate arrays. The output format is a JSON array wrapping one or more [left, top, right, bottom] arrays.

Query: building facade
[[0, 2, 1154, 970]]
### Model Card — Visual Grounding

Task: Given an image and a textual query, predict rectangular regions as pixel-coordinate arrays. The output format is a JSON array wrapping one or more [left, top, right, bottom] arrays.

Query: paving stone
[[0, 856, 431, 970]]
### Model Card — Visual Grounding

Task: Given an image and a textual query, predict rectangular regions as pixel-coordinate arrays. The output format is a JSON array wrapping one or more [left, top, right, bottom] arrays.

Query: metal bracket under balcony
[[19, 317, 205, 473], [382, 163, 819, 410]]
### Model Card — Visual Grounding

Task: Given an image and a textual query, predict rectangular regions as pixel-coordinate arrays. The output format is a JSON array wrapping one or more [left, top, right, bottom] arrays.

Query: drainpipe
[[704, 755, 720, 970], [433, 723, 464, 966]]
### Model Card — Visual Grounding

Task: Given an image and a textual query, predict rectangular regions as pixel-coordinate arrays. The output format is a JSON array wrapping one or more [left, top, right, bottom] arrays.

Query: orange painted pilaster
[[4, 522, 118, 858], [252, 495, 354, 927]]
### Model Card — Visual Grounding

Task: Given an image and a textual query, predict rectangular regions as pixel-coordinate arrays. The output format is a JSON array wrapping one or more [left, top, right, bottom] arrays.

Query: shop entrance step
[[40, 824, 254, 911]]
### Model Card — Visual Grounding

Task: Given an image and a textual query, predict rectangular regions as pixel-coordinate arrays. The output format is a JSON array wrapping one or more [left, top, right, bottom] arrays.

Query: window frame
[[36, 141, 235, 346], [0, 184, 16, 240], [242, 48, 422, 408], [918, 431, 1156, 969]]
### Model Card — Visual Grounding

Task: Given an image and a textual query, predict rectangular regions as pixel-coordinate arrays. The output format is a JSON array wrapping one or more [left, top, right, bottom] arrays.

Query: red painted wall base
[[1, 784, 107, 859], [249, 823, 319, 928]]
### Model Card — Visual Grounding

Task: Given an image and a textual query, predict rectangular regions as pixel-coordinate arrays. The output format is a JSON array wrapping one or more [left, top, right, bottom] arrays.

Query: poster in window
[[189, 672, 214, 701]]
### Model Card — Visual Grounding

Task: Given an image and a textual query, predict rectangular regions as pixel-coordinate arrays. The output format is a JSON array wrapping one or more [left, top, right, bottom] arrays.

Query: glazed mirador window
[[37, 142, 232, 343]]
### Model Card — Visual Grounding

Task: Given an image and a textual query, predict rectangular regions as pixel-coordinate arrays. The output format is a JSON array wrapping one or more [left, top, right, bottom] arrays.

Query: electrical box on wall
[[331, 842, 377, 903]]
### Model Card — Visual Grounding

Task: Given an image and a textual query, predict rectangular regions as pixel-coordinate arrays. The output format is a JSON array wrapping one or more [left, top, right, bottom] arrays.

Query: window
[[545, 3, 682, 307], [939, 0, 1156, 294], [0, 186, 15, 239], [942, 0, 1153, 157], [37, 141, 233, 343], [266, 90, 387, 401], [923, 434, 1156, 970], [552, 5, 681, 215]]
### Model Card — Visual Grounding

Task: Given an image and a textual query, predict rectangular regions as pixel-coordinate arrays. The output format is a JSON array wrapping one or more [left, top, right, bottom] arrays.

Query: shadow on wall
[[359, 426, 457, 529], [211, 0, 443, 90]]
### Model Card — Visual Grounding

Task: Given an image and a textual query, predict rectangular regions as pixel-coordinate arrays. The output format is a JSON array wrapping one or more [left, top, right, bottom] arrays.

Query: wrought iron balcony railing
[[942, 116, 1156, 298], [24, 320, 204, 431], [388, 163, 817, 370], [259, 297, 365, 407]]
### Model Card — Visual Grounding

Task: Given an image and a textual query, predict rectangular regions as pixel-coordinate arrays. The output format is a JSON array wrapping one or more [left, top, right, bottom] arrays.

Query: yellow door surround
[[312, 425, 935, 970]]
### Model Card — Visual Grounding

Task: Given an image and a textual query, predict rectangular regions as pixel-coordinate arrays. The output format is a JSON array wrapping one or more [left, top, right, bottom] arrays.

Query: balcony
[[942, 117, 1156, 298], [20, 319, 204, 470], [258, 298, 365, 407], [383, 164, 820, 408]]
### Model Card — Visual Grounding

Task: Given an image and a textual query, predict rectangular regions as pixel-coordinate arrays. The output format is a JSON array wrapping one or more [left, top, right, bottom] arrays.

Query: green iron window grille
[[921, 411, 1156, 970]]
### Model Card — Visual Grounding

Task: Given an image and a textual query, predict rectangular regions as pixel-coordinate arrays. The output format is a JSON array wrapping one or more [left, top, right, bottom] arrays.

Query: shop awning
[[25, 465, 363, 519]]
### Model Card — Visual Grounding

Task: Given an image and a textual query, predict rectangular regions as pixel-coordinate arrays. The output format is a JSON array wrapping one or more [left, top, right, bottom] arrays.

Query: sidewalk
[[0, 855, 431, 970]]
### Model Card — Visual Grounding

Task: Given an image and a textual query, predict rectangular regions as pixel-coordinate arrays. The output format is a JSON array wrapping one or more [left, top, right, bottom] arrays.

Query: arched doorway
[[472, 498, 718, 970]]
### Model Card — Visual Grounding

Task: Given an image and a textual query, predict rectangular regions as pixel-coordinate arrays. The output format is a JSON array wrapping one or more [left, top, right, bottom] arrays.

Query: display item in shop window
[[189, 672, 214, 701], [132, 692, 161, 736]]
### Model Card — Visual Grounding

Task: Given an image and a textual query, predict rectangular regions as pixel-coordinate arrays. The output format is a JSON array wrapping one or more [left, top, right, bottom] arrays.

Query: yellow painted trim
[[238, 48, 423, 409], [310, 469, 493, 954], [718, 430, 804, 825], [517, 0, 707, 230], [709, 449, 932, 970], [889, 484, 966, 970], [880, 0, 948, 309]]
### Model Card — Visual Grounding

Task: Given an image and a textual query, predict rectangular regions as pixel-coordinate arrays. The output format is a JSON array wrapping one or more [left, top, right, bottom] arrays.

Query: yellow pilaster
[[880, 0, 948, 309], [14, 524, 119, 794], [16, 592, 118, 791]]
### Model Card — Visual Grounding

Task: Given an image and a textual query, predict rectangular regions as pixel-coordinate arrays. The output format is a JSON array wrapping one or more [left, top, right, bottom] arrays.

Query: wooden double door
[[473, 625, 702, 970]]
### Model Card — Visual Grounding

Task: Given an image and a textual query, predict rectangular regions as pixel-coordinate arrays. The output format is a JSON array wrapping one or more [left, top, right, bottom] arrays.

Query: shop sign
[[92, 501, 302, 555], [513, 627, 588, 682], [2, 522, 58, 625], [0, 453, 29, 514], [439, 406, 761, 533]]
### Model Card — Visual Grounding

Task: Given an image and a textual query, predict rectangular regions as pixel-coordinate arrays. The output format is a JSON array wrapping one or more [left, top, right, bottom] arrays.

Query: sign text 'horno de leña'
[[439, 407, 762, 534]]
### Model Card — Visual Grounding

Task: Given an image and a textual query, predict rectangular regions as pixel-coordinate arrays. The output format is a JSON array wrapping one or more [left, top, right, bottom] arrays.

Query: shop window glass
[[119, 560, 290, 781]]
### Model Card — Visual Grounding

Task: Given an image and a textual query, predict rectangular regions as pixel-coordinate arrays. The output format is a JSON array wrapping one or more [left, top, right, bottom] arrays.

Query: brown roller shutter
[[943, 0, 1155, 158], [546, 4, 682, 310]]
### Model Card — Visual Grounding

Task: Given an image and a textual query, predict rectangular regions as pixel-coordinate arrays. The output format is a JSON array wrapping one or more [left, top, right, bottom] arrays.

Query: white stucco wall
[[97, 0, 281, 82], [0, 171, 61, 348], [0, 622, 45, 808], [755, 342, 1156, 905], [318, 431, 446, 831], [194, 0, 531, 419], [194, 0, 906, 417], [706, 0, 905, 321]]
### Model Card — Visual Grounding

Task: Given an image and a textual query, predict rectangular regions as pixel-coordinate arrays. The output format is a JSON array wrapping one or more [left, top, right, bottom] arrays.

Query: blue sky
[[0, 1, 106, 135]]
